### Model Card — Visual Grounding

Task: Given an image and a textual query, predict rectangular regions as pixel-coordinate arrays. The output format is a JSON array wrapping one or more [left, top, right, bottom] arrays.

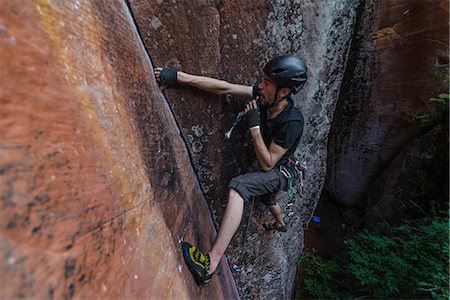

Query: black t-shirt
[[260, 99, 304, 165]]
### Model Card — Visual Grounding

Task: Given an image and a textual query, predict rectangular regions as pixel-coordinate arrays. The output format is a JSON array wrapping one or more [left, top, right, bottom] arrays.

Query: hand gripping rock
[[159, 68, 178, 87]]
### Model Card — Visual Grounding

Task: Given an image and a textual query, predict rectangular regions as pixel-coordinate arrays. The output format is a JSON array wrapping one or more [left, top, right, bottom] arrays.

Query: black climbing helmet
[[262, 55, 308, 94]]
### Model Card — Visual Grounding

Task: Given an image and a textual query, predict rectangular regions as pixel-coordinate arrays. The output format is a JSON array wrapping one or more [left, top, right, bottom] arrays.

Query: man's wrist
[[249, 126, 261, 135], [177, 71, 187, 84]]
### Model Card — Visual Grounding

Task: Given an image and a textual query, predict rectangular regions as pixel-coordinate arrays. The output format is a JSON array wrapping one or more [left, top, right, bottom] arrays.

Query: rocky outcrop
[[0, 1, 237, 299], [325, 0, 449, 222], [1, 0, 398, 298], [129, 0, 360, 298]]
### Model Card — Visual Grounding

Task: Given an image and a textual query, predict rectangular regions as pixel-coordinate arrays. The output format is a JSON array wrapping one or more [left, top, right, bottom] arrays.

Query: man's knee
[[228, 176, 250, 203], [228, 187, 243, 203], [228, 187, 239, 197]]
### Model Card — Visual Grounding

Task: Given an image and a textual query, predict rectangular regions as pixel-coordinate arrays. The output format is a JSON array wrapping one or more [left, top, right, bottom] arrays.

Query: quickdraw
[[224, 96, 260, 139]]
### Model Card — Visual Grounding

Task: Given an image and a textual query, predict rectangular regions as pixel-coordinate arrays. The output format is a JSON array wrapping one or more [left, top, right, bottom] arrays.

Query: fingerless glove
[[159, 68, 178, 87], [247, 108, 260, 129]]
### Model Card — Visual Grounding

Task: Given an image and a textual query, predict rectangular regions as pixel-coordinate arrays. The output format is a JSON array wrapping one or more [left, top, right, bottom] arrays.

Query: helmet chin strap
[[267, 87, 289, 108]]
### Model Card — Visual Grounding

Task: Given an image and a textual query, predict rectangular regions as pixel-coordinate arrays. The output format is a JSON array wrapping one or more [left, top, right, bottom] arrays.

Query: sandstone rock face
[[2, 0, 417, 297], [129, 0, 360, 298], [325, 0, 449, 217], [0, 1, 237, 299]]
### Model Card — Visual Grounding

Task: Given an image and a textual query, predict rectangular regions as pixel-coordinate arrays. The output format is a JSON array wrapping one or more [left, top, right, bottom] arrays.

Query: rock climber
[[154, 55, 307, 285]]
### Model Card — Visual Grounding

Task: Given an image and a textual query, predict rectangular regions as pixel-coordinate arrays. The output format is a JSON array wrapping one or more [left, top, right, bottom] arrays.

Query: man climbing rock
[[154, 55, 307, 285]]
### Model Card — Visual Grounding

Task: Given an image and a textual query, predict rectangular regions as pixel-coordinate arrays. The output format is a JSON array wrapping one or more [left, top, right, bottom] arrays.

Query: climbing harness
[[279, 158, 307, 199]]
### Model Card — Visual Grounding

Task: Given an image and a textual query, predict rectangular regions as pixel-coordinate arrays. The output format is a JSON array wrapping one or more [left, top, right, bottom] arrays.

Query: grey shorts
[[228, 168, 287, 205]]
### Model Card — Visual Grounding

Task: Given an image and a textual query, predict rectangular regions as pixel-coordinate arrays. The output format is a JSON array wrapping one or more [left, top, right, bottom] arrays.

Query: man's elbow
[[214, 80, 234, 94], [216, 85, 235, 95], [216, 89, 230, 95], [261, 163, 275, 172]]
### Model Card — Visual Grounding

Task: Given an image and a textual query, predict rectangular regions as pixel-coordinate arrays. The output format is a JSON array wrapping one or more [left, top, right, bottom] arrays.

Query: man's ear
[[279, 87, 291, 98]]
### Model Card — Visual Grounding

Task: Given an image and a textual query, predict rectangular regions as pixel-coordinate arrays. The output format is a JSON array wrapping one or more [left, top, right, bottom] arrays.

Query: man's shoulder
[[284, 103, 303, 123]]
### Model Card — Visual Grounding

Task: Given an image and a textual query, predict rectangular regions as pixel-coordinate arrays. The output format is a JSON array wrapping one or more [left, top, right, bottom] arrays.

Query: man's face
[[258, 75, 277, 107]]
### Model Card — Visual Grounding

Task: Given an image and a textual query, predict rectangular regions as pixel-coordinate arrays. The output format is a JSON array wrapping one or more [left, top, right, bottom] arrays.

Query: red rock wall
[[325, 0, 448, 215], [0, 0, 238, 299]]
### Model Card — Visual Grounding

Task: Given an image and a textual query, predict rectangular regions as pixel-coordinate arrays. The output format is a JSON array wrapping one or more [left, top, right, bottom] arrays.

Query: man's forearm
[[250, 128, 273, 171], [177, 72, 229, 93], [177, 71, 252, 98]]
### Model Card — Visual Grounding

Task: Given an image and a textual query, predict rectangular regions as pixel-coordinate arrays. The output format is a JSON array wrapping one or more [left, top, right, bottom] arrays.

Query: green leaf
[[431, 93, 450, 103], [438, 93, 449, 100]]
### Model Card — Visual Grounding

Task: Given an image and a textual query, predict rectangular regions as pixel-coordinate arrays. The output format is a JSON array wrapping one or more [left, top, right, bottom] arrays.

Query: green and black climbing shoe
[[181, 242, 213, 285], [262, 222, 287, 232]]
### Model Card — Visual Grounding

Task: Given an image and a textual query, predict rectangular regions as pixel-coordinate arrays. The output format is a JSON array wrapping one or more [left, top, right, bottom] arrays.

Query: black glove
[[247, 108, 260, 129], [159, 68, 178, 87]]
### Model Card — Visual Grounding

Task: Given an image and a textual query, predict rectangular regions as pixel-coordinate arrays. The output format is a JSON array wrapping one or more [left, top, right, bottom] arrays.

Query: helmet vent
[[272, 68, 286, 74]]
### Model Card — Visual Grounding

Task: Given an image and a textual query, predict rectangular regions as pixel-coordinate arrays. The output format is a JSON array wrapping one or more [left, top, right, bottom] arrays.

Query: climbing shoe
[[262, 222, 287, 232], [181, 242, 213, 285]]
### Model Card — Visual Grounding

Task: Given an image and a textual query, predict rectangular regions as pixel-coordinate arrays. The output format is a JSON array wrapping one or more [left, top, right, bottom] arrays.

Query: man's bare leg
[[269, 203, 285, 229], [208, 188, 244, 273]]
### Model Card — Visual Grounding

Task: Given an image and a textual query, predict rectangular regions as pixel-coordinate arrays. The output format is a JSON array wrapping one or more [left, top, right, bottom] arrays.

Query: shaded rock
[[364, 123, 448, 228], [325, 0, 449, 208], [342, 208, 364, 227]]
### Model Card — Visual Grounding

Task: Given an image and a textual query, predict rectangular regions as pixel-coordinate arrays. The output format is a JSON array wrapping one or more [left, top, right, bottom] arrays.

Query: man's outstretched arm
[[154, 67, 253, 99]]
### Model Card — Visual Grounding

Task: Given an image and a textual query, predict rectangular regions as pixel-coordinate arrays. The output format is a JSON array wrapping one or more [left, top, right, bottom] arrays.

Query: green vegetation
[[416, 93, 449, 127], [298, 216, 449, 299], [430, 93, 450, 104]]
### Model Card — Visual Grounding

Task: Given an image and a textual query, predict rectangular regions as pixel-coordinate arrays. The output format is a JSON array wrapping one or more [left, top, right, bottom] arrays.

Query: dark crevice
[[323, 0, 371, 202], [123, 0, 218, 230]]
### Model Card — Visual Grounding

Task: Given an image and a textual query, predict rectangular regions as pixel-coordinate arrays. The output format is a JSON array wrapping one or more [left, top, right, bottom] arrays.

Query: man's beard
[[259, 96, 272, 108]]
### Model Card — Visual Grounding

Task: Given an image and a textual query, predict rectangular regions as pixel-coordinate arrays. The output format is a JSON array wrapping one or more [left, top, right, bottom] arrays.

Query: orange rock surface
[[0, 1, 238, 298]]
